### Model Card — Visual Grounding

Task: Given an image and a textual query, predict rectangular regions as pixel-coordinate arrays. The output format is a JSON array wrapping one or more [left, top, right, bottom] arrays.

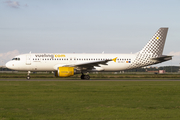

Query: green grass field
[[0, 81, 180, 120]]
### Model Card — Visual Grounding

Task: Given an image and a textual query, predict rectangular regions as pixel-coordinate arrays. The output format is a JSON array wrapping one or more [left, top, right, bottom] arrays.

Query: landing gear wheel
[[27, 71, 31, 80], [84, 75, 90, 80], [26, 76, 31, 80], [80, 75, 90, 80], [81, 75, 85, 79]]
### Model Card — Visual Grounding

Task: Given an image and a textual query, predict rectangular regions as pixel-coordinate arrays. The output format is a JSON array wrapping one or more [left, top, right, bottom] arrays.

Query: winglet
[[112, 57, 117, 62]]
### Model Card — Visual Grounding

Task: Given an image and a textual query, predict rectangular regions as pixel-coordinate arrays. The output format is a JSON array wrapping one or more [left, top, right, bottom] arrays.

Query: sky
[[0, 0, 180, 67]]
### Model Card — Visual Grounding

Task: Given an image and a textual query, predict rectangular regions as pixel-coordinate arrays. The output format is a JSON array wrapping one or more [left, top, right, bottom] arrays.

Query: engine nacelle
[[54, 67, 75, 77]]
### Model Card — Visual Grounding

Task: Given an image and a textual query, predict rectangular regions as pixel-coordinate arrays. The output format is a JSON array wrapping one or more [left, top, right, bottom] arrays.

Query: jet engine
[[54, 67, 80, 77]]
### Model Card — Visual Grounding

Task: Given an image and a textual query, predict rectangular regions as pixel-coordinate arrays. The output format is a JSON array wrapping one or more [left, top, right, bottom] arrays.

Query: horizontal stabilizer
[[150, 55, 172, 62]]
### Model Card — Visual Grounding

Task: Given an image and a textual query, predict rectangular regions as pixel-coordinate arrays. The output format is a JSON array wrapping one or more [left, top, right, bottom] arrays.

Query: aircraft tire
[[26, 76, 31, 80], [84, 75, 90, 80], [81, 75, 85, 79]]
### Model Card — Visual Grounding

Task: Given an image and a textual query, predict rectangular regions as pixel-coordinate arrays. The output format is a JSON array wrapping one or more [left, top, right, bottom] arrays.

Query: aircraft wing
[[150, 55, 172, 62], [73, 60, 111, 70], [63, 57, 117, 70]]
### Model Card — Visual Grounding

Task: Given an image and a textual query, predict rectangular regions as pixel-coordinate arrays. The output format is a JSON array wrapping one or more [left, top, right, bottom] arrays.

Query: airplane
[[5, 27, 172, 80]]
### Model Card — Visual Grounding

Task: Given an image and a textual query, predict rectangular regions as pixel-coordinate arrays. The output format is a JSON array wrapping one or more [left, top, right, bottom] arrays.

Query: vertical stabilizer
[[140, 28, 168, 57], [128, 27, 169, 69]]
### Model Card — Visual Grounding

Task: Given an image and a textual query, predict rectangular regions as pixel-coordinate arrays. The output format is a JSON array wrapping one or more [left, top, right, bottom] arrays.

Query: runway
[[0, 78, 180, 81]]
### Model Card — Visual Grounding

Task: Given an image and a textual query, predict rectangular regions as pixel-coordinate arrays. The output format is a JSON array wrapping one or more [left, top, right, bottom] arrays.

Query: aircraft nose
[[5, 61, 13, 69]]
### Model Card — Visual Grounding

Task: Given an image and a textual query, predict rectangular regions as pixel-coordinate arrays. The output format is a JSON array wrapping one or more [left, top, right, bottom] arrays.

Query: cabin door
[[26, 55, 31, 65]]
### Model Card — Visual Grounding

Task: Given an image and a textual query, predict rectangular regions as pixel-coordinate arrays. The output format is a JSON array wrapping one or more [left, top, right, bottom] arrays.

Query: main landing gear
[[26, 71, 31, 80], [80, 73, 90, 80]]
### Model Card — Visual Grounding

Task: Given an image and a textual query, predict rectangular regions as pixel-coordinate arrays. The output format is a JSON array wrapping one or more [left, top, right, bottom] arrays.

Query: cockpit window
[[12, 58, 20, 61]]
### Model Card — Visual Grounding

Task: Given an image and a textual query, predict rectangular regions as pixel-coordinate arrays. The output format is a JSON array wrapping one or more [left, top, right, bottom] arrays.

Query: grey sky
[[0, 0, 180, 66]]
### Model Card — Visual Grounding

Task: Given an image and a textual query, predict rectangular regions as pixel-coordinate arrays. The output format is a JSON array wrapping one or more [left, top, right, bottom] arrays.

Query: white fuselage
[[6, 53, 137, 72]]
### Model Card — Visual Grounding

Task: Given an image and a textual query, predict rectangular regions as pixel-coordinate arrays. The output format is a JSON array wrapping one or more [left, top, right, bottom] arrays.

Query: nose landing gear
[[26, 71, 31, 80]]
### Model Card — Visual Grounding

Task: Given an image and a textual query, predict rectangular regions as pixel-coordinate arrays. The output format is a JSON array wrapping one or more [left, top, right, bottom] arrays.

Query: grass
[[0, 81, 180, 120]]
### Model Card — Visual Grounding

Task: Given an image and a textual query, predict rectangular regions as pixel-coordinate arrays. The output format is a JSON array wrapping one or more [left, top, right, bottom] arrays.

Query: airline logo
[[35, 54, 54, 59], [35, 54, 66, 59], [54, 54, 66, 57]]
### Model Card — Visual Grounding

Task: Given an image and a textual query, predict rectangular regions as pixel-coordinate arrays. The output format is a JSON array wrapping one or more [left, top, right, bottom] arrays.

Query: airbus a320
[[6, 28, 172, 80]]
